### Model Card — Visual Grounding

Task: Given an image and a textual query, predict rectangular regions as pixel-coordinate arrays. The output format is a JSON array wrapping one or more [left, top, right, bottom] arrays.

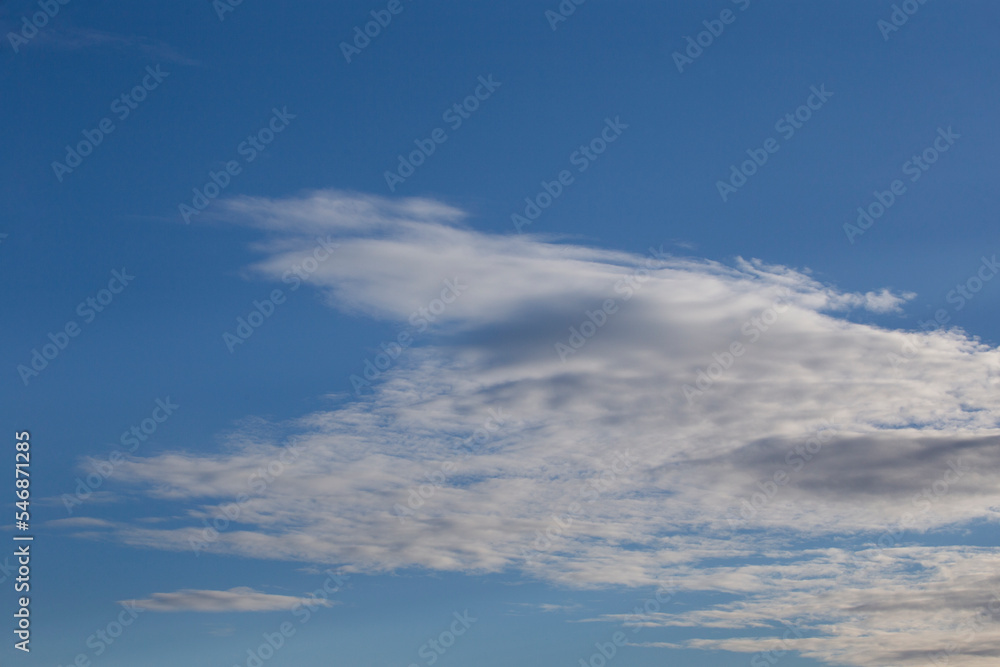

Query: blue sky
[[3, 1, 1000, 666]]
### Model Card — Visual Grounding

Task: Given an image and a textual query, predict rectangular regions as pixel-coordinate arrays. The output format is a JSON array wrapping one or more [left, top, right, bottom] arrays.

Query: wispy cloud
[[127, 587, 332, 612], [614, 547, 1000, 666], [5, 25, 199, 65], [80, 190, 1000, 665], [44, 517, 114, 528], [509, 602, 583, 614]]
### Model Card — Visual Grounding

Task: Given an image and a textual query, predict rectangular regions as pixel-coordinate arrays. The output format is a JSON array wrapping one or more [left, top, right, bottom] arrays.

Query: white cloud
[[127, 587, 332, 612], [86, 190, 1000, 665], [613, 546, 1000, 666], [45, 517, 115, 528], [510, 602, 583, 614]]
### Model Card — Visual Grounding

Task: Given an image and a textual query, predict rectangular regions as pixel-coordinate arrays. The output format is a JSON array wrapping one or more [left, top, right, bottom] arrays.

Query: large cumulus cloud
[[71, 190, 1000, 666]]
